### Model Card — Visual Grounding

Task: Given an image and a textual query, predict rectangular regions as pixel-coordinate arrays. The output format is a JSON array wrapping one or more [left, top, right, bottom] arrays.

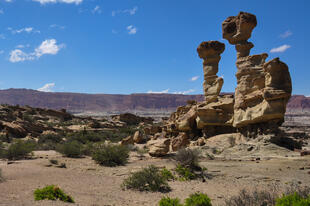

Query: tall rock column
[[197, 41, 225, 103], [222, 12, 292, 133]]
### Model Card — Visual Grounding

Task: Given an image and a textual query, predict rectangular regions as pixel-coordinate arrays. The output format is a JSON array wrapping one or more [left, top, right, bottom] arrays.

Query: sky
[[0, 0, 308, 95]]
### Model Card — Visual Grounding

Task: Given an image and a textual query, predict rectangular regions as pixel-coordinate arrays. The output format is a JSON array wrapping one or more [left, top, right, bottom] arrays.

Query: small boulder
[[147, 138, 170, 157], [133, 131, 144, 144], [121, 135, 134, 145], [171, 132, 190, 151]]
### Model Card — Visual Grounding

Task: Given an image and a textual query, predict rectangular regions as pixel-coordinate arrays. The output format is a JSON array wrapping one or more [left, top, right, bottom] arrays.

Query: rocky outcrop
[[111, 113, 153, 125], [171, 132, 190, 151], [222, 12, 292, 129], [197, 41, 225, 103]]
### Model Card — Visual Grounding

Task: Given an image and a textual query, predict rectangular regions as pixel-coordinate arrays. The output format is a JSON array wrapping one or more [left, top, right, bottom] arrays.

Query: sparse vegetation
[[92, 143, 129, 166], [174, 148, 201, 170], [161, 168, 175, 181], [4, 140, 36, 160], [34, 185, 74, 203], [184, 193, 212, 206], [159, 197, 183, 206], [37, 133, 63, 150], [49, 159, 58, 165], [175, 164, 197, 181], [122, 165, 171, 192], [275, 193, 310, 206], [56, 141, 84, 158], [0, 168, 4, 183]]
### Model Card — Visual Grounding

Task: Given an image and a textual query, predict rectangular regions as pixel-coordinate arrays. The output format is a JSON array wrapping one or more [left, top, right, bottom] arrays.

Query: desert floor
[[0, 150, 310, 206]]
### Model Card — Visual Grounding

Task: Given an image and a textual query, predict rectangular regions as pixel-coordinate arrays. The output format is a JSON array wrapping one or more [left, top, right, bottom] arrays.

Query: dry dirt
[[0, 150, 310, 206]]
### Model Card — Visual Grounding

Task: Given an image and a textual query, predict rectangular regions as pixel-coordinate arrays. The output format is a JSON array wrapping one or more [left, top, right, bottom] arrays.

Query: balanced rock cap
[[197, 41, 225, 59]]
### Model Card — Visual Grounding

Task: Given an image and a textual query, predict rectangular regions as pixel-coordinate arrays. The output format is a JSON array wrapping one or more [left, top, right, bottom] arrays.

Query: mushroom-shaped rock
[[222, 11, 257, 45]]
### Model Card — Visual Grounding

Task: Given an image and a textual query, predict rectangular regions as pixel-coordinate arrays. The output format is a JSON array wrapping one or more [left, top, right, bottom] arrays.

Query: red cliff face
[[0, 89, 307, 113]]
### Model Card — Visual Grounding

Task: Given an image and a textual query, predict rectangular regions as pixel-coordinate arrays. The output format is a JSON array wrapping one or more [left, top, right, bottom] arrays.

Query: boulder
[[147, 138, 170, 157], [171, 132, 190, 151], [121, 135, 134, 145], [133, 131, 144, 144]]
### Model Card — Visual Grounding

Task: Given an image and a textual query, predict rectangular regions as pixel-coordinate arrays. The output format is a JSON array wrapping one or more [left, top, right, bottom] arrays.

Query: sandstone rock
[[121, 135, 134, 145], [1, 121, 28, 138], [133, 131, 144, 144], [197, 41, 225, 103], [171, 132, 190, 151], [147, 138, 170, 157], [111, 113, 153, 125]]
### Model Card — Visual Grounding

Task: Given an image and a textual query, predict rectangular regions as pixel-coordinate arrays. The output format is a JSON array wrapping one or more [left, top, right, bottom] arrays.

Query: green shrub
[[159, 197, 183, 206], [4, 140, 36, 160], [184, 193, 212, 206], [37, 133, 63, 150], [175, 165, 197, 181], [122, 165, 171, 192], [0, 168, 4, 183], [56, 141, 83, 158], [174, 148, 201, 170], [92, 143, 129, 167], [161, 168, 175, 181], [276, 193, 310, 206], [34, 185, 74, 203]]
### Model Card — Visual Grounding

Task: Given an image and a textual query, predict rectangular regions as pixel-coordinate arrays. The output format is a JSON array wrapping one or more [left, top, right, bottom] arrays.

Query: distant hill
[[0, 89, 308, 114]]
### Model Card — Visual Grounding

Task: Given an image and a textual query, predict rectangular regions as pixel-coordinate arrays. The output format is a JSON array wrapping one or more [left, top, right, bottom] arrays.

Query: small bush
[[122, 165, 171, 192], [34, 185, 74, 203], [275, 193, 310, 206], [161, 168, 175, 181], [56, 141, 83, 158], [4, 140, 36, 160], [37, 133, 63, 150], [175, 165, 197, 181], [159, 197, 183, 206], [174, 148, 201, 170], [0, 168, 4, 182], [184, 193, 212, 206], [92, 143, 129, 167], [224, 188, 278, 206]]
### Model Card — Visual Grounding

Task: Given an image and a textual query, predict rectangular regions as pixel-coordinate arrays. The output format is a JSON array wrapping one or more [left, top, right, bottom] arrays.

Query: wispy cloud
[[147, 89, 170, 94], [112, 6, 138, 16], [280, 30, 292, 39], [16, 44, 30, 49], [0, 9, 4, 14], [9, 27, 40, 34], [37, 83, 55, 92], [147, 89, 195, 95], [9, 39, 65, 63], [190, 76, 199, 81], [0, 50, 4, 54], [4, 0, 12, 2], [50, 24, 65, 30], [127, 25, 137, 35], [32, 0, 82, 4], [270, 44, 291, 53], [92, 5, 102, 14], [173, 89, 195, 95]]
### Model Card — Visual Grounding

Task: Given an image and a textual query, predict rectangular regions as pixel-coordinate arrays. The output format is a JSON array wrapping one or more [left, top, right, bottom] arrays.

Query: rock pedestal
[[197, 41, 225, 103]]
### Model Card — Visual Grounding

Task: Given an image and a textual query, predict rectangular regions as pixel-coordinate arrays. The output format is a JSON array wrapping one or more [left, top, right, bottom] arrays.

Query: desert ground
[[1, 148, 310, 206]]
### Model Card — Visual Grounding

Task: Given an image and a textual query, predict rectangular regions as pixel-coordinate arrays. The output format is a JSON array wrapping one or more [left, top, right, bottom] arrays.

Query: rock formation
[[222, 12, 292, 132], [197, 41, 225, 103], [157, 11, 292, 153]]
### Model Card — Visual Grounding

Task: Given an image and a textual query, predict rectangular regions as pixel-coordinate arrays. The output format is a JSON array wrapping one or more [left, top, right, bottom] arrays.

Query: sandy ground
[[0, 150, 310, 206]]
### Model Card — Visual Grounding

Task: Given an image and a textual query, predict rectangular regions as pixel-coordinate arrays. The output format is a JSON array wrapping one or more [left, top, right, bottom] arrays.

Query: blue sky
[[0, 0, 308, 95]]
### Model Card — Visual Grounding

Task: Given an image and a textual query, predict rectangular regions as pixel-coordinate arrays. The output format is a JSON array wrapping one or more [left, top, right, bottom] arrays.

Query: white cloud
[[112, 6, 138, 16], [92, 5, 101, 14], [190, 76, 199, 81], [270, 44, 291, 53], [37, 83, 55, 92], [35, 39, 64, 57], [173, 89, 195, 95], [147, 89, 195, 95], [32, 0, 82, 4], [9, 39, 64, 63], [147, 89, 170, 94], [280, 30, 292, 38], [0, 9, 4, 14], [9, 49, 35, 63], [11, 27, 40, 34], [50, 24, 65, 30], [127, 25, 137, 35], [5, 0, 12, 2]]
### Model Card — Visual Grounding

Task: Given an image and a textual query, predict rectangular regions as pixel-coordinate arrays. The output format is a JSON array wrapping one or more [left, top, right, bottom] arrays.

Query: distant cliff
[[0, 89, 308, 114]]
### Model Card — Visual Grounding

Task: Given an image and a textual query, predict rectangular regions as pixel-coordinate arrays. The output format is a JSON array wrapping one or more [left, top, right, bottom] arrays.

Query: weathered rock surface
[[171, 132, 190, 151], [197, 41, 225, 103], [147, 138, 170, 157], [111, 113, 153, 125]]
